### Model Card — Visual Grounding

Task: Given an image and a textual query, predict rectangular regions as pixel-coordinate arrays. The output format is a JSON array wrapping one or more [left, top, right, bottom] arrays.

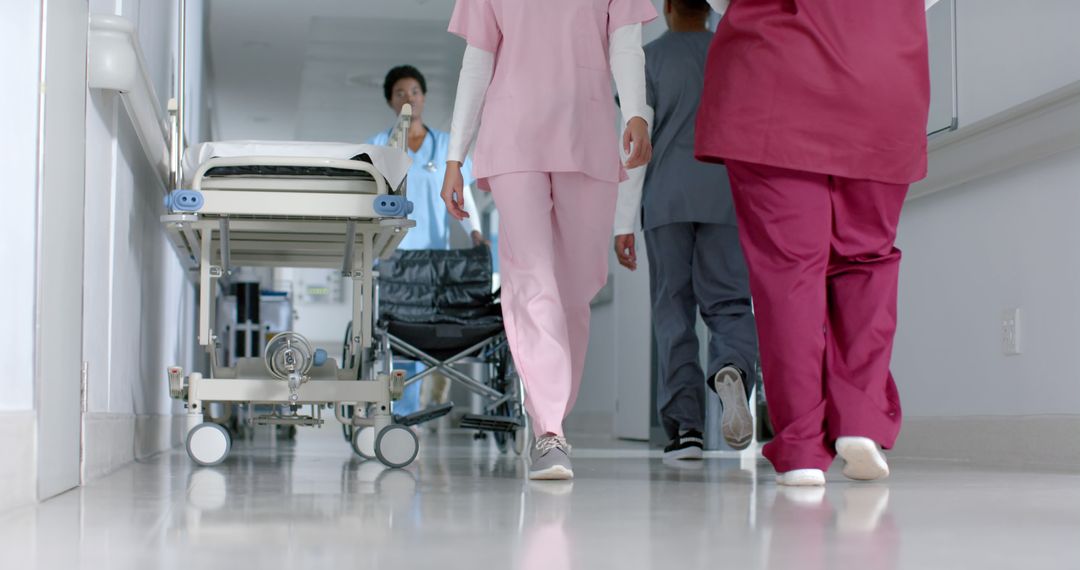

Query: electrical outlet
[[1001, 308, 1021, 356]]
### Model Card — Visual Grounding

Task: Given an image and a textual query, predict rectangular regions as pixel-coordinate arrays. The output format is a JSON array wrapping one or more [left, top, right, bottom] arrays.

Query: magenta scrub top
[[449, 0, 657, 188], [695, 0, 931, 185]]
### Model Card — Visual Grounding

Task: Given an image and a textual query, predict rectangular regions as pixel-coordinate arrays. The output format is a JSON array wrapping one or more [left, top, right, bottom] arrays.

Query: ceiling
[[205, 0, 466, 142]]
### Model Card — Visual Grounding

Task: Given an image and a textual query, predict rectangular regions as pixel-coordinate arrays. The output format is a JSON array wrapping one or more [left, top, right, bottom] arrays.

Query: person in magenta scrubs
[[695, 0, 934, 486], [441, 0, 657, 480]]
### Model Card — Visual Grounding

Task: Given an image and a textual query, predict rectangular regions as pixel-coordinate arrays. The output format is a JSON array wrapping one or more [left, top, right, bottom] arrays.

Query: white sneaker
[[775, 468, 826, 486], [836, 436, 890, 481]]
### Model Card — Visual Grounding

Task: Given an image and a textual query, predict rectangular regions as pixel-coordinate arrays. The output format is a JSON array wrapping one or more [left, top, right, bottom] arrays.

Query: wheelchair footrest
[[394, 402, 455, 427], [460, 414, 522, 433]]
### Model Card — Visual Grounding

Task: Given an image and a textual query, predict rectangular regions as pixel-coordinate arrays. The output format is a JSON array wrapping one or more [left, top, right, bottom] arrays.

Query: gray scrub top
[[642, 31, 735, 230]]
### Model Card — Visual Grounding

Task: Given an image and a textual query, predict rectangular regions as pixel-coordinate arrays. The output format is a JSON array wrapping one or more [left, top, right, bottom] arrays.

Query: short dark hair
[[672, 0, 711, 16], [383, 65, 428, 102]]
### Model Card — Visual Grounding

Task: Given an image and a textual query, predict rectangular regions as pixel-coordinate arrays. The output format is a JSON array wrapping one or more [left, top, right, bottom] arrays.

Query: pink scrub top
[[449, 0, 657, 188], [695, 0, 931, 185]]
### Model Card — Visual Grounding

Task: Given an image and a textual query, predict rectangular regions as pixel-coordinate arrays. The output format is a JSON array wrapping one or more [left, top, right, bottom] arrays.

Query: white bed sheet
[[183, 140, 412, 189]]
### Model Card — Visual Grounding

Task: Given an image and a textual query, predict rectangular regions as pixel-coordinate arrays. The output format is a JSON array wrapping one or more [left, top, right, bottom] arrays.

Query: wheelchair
[[342, 245, 527, 456]]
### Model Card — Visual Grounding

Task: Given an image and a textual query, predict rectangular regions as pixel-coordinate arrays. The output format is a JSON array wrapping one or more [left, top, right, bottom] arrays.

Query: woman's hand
[[441, 161, 469, 221], [623, 116, 653, 170], [614, 234, 637, 271]]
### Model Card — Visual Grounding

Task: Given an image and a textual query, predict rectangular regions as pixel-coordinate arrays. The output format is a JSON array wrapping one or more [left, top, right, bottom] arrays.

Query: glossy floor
[[2, 428, 1078, 569]]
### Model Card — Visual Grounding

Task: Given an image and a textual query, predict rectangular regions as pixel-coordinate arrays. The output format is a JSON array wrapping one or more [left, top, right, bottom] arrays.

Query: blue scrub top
[[368, 127, 476, 251]]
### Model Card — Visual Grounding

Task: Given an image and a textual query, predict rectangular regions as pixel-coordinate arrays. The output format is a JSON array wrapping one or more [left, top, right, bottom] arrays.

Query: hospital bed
[[162, 107, 423, 468]]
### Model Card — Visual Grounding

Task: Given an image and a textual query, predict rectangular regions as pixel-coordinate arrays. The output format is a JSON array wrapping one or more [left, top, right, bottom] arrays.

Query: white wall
[[896, 147, 1080, 417], [955, 0, 1080, 127], [82, 0, 207, 477], [893, 1, 1080, 420], [0, 0, 42, 514], [0, 3, 42, 411]]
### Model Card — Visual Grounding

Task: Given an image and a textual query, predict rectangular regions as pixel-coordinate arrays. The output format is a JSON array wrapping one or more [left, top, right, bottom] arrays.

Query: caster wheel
[[186, 422, 231, 466], [375, 425, 419, 469], [351, 426, 376, 460]]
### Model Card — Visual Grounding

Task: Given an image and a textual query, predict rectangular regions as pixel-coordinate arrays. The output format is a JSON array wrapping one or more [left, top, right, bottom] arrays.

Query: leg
[[726, 161, 834, 473], [692, 223, 759, 389], [489, 172, 573, 437], [549, 172, 619, 419], [645, 223, 705, 440], [824, 178, 908, 447]]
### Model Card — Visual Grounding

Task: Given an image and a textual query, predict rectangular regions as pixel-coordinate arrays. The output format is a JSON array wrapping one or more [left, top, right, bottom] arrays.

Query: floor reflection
[[1, 428, 1078, 569]]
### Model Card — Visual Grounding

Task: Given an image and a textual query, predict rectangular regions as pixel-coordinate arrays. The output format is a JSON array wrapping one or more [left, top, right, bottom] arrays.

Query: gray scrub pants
[[645, 222, 758, 439]]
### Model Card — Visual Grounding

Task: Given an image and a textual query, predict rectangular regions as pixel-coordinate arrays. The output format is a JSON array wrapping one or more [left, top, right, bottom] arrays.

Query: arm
[[613, 105, 653, 271], [609, 23, 653, 169], [610, 24, 649, 127], [614, 106, 654, 236], [444, 46, 495, 220], [447, 46, 494, 164]]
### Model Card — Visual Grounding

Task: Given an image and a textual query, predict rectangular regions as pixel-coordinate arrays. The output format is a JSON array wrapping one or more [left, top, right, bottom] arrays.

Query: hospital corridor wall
[[0, 0, 212, 513], [0, 0, 44, 514], [81, 0, 211, 481], [891, 0, 1080, 466]]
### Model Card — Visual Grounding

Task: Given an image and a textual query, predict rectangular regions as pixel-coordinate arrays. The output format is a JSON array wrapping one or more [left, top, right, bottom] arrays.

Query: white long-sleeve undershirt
[[447, 23, 650, 163], [613, 105, 655, 235]]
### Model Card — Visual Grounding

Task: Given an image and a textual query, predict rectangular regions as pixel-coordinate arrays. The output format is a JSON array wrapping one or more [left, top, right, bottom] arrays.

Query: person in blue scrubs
[[369, 65, 486, 416], [369, 65, 485, 250]]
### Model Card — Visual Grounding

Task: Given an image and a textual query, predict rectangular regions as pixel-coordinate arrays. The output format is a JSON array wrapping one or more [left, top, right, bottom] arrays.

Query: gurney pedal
[[394, 402, 455, 427], [459, 414, 522, 433]]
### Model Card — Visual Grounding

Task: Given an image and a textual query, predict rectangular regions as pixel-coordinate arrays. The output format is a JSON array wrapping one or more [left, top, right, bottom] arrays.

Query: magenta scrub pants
[[488, 172, 618, 437], [726, 161, 908, 473]]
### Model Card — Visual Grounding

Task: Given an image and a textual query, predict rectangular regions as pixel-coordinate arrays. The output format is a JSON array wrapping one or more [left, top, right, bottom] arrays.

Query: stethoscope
[[390, 125, 439, 173]]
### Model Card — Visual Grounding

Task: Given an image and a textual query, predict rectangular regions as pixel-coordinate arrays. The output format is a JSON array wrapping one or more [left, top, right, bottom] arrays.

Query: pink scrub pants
[[488, 172, 618, 437], [725, 161, 908, 473]]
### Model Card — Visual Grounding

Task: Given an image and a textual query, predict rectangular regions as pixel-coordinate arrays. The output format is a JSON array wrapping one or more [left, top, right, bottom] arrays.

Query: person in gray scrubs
[[613, 0, 758, 460]]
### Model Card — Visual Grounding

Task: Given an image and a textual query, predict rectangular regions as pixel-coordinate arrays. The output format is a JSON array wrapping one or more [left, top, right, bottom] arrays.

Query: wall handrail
[[87, 14, 171, 190]]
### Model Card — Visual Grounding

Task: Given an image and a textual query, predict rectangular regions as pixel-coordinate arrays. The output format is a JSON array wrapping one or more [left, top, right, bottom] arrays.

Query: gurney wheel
[[351, 426, 377, 460], [375, 425, 419, 469], [186, 422, 231, 466]]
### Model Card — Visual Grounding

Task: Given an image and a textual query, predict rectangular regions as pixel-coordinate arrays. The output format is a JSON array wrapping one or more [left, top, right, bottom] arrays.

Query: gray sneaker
[[711, 365, 754, 450], [529, 435, 574, 480]]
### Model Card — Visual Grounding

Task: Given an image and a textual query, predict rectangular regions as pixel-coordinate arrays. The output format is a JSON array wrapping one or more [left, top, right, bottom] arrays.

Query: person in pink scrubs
[[695, 0, 932, 486], [441, 0, 657, 480]]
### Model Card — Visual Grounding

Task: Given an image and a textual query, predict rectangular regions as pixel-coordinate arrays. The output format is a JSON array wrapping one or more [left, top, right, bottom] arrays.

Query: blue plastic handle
[[164, 189, 204, 212], [373, 196, 414, 217], [313, 348, 328, 367]]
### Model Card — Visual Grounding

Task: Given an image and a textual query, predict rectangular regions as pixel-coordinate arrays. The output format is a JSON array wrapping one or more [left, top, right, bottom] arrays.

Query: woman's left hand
[[441, 161, 469, 221], [623, 116, 653, 170]]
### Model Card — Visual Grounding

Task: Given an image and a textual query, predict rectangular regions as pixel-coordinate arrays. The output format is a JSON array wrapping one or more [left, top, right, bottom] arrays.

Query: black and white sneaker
[[664, 429, 705, 460]]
